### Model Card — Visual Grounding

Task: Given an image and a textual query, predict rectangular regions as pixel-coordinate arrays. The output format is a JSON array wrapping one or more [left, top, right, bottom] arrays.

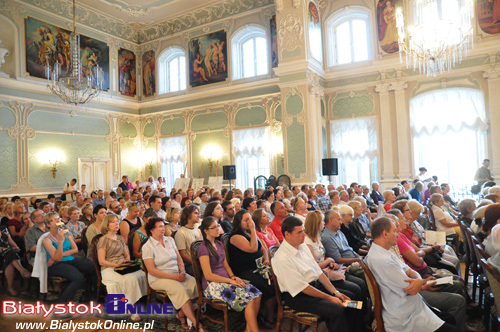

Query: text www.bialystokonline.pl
[[15, 319, 155, 331]]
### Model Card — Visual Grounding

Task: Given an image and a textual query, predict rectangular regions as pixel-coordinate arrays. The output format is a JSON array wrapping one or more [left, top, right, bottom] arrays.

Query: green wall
[[0, 131, 17, 190], [191, 131, 230, 181]]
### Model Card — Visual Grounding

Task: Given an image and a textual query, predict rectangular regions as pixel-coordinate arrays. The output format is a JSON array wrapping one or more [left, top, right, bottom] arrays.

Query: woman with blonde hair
[[97, 213, 147, 321], [304, 211, 362, 300], [1, 202, 14, 226], [120, 201, 143, 244], [382, 190, 395, 212], [293, 197, 309, 222], [166, 207, 181, 233], [79, 203, 93, 226]]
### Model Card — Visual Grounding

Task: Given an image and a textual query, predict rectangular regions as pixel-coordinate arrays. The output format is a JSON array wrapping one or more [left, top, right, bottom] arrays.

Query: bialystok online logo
[[2, 293, 174, 317]]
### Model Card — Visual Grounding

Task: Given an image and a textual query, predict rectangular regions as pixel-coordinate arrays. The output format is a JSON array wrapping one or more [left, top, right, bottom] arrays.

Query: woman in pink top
[[252, 208, 280, 249]]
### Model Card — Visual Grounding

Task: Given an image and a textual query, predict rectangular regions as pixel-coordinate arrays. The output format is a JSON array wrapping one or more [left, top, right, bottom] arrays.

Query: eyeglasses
[[403, 209, 411, 212], [208, 224, 220, 230]]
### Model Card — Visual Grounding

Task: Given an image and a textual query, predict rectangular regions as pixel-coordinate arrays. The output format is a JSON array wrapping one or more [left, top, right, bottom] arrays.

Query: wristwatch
[[334, 290, 339, 296]]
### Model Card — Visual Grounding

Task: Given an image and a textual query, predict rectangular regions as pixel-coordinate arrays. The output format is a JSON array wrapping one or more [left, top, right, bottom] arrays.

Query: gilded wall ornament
[[278, 14, 304, 51]]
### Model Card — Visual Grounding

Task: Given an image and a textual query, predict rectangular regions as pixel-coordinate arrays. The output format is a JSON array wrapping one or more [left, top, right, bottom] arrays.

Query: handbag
[[322, 265, 346, 281], [114, 261, 141, 275]]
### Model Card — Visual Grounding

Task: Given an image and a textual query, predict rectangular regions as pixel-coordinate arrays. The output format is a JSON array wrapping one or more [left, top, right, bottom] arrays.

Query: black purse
[[114, 261, 141, 275]]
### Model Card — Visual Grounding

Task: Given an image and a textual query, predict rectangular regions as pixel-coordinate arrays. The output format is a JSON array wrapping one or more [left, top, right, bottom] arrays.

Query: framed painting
[[80, 35, 110, 90], [25, 16, 109, 89], [477, 0, 500, 35], [25, 16, 71, 79], [376, 0, 402, 53], [188, 30, 227, 87], [142, 50, 155, 97], [118, 48, 136, 97], [270, 15, 278, 68], [308, 1, 323, 62]]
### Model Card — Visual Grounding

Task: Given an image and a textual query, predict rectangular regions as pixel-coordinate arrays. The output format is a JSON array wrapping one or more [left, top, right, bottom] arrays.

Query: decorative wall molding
[[278, 14, 303, 51]]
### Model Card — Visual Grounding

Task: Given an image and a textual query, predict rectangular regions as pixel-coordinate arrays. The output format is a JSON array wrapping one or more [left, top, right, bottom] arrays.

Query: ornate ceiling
[[79, 0, 222, 25]]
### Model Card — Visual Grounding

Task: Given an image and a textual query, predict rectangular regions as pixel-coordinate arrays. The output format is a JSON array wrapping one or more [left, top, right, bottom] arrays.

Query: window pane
[[169, 58, 179, 92], [336, 22, 351, 64], [242, 40, 255, 77], [256, 37, 268, 76], [352, 19, 368, 62], [179, 56, 186, 90]]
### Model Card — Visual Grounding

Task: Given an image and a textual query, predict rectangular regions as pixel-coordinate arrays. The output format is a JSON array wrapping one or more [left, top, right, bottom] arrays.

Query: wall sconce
[[201, 144, 222, 174], [38, 149, 65, 179], [144, 150, 156, 176], [49, 159, 59, 179]]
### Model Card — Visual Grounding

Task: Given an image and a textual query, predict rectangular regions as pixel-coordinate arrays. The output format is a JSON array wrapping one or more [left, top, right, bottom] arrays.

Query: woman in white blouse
[[142, 217, 202, 331]]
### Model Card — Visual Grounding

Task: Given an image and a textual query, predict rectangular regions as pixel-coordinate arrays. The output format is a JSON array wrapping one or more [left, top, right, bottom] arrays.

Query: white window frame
[[231, 25, 269, 80], [159, 135, 187, 190], [326, 7, 372, 67], [158, 47, 186, 94]]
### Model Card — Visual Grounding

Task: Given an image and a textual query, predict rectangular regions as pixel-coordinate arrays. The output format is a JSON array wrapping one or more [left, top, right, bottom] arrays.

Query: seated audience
[[430, 194, 462, 242], [43, 212, 95, 303], [166, 207, 181, 233], [25, 209, 46, 266], [409, 182, 424, 203], [382, 190, 395, 212], [370, 181, 383, 205], [458, 199, 476, 227], [142, 217, 202, 331], [487, 224, 500, 273], [293, 197, 309, 222], [1, 221, 31, 295], [220, 201, 235, 234], [365, 217, 458, 332], [175, 204, 202, 276], [272, 216, 363, 332], [86, 204, 107, 258], [268, 201, 288, 243], [347, 201, 368, 244], [339, 205, 367, 255], [242, 197, 257, 213], [304, 211, 362, 300], [329, 190, 341, 211], [198, 216, 262, 332], [483, 203, 500, 256], [203, 202, 224, 230], [253, 208, 280, 249], [230, 197, 241, 213], [8, 202, 28, 253], [307, 189, 319, 211], [472, 199, 493, 237], [120, 201, 143, 244], [97, 213, 147, 321]]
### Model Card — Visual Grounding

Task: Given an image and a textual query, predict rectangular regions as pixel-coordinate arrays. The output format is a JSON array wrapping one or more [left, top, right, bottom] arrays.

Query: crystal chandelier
[[45, 0, 104, 105], [395, 0, 474, 76]]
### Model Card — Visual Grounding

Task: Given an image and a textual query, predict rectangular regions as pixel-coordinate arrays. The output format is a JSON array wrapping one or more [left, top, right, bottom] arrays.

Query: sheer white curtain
[[233, 127, 270, 190], [330, 116, 378, 186], [410, 88, 487, 185], [159, 136, 187, 190]]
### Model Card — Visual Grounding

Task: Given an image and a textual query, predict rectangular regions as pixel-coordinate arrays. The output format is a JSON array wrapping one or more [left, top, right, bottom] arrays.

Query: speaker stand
[[228, 179, 232, 191]]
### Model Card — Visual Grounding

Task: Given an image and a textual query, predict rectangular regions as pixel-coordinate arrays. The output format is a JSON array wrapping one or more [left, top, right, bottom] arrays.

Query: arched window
[[327, 8, 372, 66], [232, 26, 268, 80], [158, 47, 186, 94]]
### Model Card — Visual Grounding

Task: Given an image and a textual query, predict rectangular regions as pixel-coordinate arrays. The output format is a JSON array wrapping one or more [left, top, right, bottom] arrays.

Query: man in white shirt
[[272, 216, 361, 332], [63, 178, 78, 202], [149, 195, 166, 220], [365, 216, 456, 332]]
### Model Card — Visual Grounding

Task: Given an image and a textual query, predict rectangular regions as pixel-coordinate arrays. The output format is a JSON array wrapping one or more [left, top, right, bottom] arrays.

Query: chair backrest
[[361, 260, 385, 332], [128, 229, 138, 258], [90, 234, 104, 285], [81, 227, 88, 256], [221, 233, 230, 263], [481, 258, 500, 320], [476, 244, 490, 261], [268, 245, 279, 258], [427, 204, 437, 231], [190, 240, 205, 300], [465, 226, 478, 266]]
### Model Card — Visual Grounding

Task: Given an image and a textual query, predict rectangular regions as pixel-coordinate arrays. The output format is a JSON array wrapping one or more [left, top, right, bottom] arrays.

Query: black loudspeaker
[[322, 158, 338, 176], [223, 165, 236, 180]]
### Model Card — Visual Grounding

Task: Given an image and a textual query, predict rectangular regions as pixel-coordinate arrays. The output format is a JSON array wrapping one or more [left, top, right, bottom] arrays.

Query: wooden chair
[[471, 235, 489, 308], [361, 260, 385, 332], [480, 258, 500, 331], [190, 240, 229, 332], [271, 266, 320, 332], [90, 234, 107, 302], [458, 220, 472, 287], [465, 226, 481, 300], [80, 227, 88, 257], [427, 205, 437, 231], [140, 237, 172, 332]]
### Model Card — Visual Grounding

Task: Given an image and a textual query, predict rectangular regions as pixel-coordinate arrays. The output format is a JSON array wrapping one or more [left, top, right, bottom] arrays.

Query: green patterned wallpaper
[[286, 119, 306, 178], [0, 131, 17, 190], [285, 94, 303, 115], [143, 122, 156, 137], [275, 105, 282, 121], [0, 105, 16, 127], [191, 112, 228, 132], [332, 95, 374, 118], [191, 131, 230, 180], [143, 139, 157, 178], [28, 133, 110, 188], [120, 139, 139, 182], [161, 118, 185, 136], [321, 99, 325, 118], [235, 106, 267, 127], [322, 126, 327, 158], [282, 47, 302, 60], [29, 112, 110, 135], [120, 122, 138, 137]]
